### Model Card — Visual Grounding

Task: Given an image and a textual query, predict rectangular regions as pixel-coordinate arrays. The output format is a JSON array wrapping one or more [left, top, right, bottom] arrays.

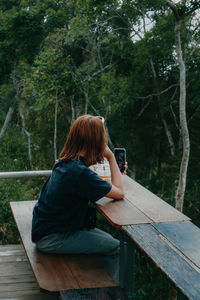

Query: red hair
[[59, 115, 108, 166]]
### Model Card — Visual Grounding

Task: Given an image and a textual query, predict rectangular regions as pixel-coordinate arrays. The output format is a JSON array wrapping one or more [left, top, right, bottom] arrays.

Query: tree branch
[[136, 99, 152, 118], [0, 106, 15, 145], [135, 83, 178, 100], [166, 0, 181, 20]]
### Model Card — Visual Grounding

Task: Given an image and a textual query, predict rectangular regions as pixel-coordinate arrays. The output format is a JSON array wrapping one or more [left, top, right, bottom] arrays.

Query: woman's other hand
[[122, 162, 128, 175]]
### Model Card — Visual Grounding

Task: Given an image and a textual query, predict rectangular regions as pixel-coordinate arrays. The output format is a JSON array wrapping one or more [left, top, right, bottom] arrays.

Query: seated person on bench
[[31, 115, 125, 283]]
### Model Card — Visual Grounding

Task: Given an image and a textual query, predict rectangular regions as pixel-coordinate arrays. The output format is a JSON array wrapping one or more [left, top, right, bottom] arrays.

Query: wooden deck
[[0, 244, 57, 300]]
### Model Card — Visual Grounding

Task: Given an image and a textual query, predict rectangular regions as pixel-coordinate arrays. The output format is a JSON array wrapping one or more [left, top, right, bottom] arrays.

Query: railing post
[[120, 232, 135, 299]]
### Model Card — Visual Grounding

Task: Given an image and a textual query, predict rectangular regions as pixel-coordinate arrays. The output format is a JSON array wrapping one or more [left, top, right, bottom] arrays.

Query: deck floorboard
[[0, 245, 57, 300]]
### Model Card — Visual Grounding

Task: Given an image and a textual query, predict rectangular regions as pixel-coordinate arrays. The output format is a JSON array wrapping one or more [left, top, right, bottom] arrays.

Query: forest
[[0, 0, 200, 299]]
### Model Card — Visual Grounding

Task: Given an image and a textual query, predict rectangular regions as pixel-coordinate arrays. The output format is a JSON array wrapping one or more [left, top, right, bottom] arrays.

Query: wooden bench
[[10, 200, 128, 300]]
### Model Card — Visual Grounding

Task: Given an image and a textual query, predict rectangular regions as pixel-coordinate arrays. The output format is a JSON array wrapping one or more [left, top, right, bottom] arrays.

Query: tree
[[166, 0, 200, 212]]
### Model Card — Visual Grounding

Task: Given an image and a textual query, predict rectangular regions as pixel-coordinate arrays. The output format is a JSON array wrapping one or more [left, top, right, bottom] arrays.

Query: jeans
[[36, 228, 120, 283]]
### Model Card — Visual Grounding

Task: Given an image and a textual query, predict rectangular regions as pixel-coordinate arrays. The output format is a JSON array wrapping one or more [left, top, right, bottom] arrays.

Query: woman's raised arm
[[104, 147, 125, 200]]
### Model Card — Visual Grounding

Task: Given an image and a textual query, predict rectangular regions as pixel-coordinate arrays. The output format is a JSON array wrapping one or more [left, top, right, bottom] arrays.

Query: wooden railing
[[1, 171, 200, 299]]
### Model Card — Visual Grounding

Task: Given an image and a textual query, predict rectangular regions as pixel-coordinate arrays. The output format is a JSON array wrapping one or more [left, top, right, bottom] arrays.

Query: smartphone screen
[[114, 148, 126, 172]]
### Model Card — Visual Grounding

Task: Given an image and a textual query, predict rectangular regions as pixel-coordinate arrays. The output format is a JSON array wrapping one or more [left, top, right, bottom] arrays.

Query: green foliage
[[0, 177, 43, 244]]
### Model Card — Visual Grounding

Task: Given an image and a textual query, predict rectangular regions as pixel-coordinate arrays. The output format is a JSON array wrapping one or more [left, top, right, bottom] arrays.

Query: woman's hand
[[122, 162, 128, 175], [104, 146, 125, 199], [104, 146, 128, 174]]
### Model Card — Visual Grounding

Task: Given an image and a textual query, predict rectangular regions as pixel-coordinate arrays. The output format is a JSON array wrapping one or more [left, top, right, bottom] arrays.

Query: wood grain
[[10, 201, 117, 294], [0, 245, 27, 263], [65, 254, 118, 289], [96, 197, 152, 227], [0, 245, 57, 299], [0, 290, 55, 299], [153, 221, 200, 269], [0, 261, 32, 276], [123, 224, 200, 299], [123, 175, 190, 223]]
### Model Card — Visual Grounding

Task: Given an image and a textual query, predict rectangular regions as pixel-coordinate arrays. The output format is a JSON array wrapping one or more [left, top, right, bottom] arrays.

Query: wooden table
[[96, 175, 200, 299], [96, 175, 190, 226]]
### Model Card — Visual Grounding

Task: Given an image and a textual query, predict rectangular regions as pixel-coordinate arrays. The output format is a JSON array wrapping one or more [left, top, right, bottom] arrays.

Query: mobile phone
[[114, 148, 126, 173]]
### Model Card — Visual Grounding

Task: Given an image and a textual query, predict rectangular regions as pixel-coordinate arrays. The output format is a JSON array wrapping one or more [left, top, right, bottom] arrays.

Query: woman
[[31, 115, 125, 283]]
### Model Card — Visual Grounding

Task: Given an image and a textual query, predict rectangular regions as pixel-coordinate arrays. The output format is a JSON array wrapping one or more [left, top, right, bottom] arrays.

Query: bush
[[0, 177, 44, 244]]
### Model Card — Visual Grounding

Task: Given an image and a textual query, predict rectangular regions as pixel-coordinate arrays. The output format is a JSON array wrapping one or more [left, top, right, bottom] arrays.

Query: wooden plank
[[153, 221, 200, 269], [0, 245, 27, 263], [0, 250, 25, 257], [0, 244, 23, 252], [0, 290, 53, 299], [60, 287, 128, 300], [123, 224, 200, 300], [0, 261, 33, 276], [0, 245, 57, 299], [0, 274, 40, 298], [123, 175, 190, 223], [65, 254, 117, 289], [0, 282, 38, 292], [0, 274, 37, 284], [10, 201, 117, 294], [0, 255, 27, 263], [96, 197, 152, 227]]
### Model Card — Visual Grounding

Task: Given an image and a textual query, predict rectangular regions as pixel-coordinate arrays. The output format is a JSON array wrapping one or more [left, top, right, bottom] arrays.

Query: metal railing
[[0, 170, 52, 179]]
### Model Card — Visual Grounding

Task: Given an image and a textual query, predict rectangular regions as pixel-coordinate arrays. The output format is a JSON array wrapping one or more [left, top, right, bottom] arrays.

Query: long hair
[[59, 115, 108, 166]]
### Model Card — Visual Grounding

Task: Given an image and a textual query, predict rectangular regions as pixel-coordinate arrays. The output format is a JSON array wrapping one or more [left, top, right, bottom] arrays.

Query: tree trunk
[[70, 96, 75, 124], [161, 113, 175, 156], [19, 105, 33, 168], [149, 57, 175, 156], [174, 19, 190, 212], [0, 106, 14, 144], [166, 0, 190, 213], [84, 89, 89, 114], [54, 90, 58, 161], [70, 96, 83, 124]]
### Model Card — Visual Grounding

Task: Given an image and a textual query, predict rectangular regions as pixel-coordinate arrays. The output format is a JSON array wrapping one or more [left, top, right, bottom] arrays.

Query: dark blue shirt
[[31, 159, 112, 242]]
